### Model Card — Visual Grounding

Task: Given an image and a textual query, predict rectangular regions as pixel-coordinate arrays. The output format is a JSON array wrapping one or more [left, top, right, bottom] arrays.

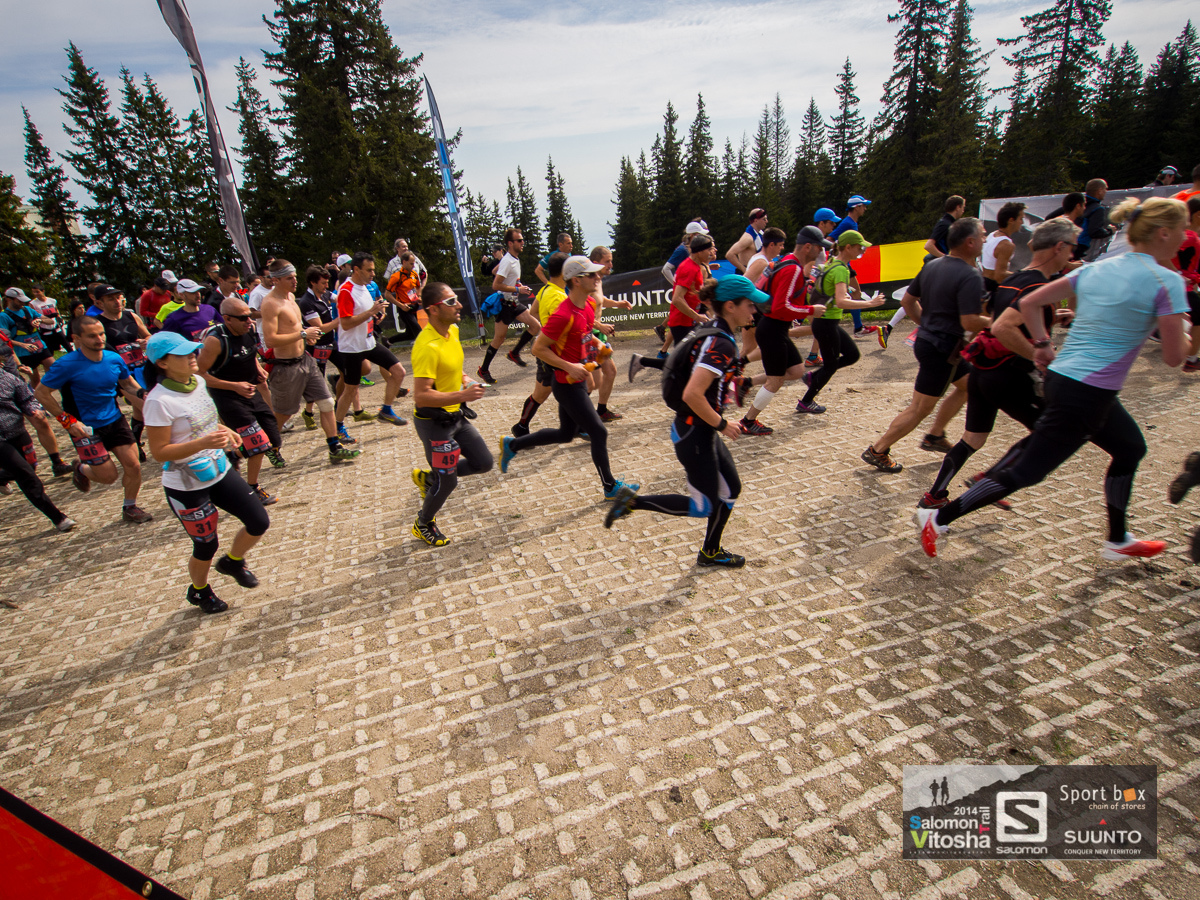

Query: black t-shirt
[[297, 288, 336, 349], [990, 267, 1058, 371], [929, 213, 954, 255], [909, 256, 985, 353]]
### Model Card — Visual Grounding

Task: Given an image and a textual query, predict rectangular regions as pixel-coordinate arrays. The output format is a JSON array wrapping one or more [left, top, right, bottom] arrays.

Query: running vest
[[101, 311, 146, 368], [207, 325, 260, 384]]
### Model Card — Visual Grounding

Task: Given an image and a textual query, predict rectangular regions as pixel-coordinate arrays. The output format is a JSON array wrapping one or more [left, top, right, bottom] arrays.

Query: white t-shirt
[[336, 280, 377, 353], [143, 381, 227, 491], [495, 253, 521, 291], [33, 298, 60, 332], [247, 283, 270, 334]]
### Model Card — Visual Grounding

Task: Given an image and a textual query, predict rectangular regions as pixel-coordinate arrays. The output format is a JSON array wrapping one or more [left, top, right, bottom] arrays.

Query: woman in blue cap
[[604, 275, 760, 567], [142, 331, 270, 614]]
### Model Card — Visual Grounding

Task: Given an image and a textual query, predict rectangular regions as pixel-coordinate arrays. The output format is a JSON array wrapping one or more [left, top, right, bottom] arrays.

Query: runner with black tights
[[605, 276, 762, 567], [918, 197, 1190, 560], [919, 218, 1080, 509], [143, 331, 270, 615]]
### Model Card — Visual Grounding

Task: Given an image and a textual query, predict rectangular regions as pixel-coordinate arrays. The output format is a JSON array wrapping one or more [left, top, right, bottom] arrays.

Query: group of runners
[[4, 170, 1200, 612]]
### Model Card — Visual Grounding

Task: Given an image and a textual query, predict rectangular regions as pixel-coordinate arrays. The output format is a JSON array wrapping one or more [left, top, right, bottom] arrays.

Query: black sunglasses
[[226, 314, 252, 321]]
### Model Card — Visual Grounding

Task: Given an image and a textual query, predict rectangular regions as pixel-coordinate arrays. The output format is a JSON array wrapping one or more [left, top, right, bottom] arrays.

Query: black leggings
[[936, 371, 1146, 542], [803, 318, 860, 402], [164, 468, 270, 561], [629, 418, 742, 553], [0, 432, 66, 525], [511, 380, 615, 490], [412, 414, 493, 524]]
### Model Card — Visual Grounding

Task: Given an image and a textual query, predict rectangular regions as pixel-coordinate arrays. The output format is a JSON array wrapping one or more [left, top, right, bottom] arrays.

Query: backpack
[[661, 327, 725, 412], [753, 257, 802, 309], [808, 259, 851, 307]]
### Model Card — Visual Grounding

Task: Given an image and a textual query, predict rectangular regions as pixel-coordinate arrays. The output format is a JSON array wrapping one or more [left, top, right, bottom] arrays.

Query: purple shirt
[[162, 305, 223, 342]]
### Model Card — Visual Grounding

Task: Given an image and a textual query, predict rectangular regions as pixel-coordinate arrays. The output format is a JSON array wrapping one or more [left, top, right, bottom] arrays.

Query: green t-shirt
[[819, 260, 853, 320]]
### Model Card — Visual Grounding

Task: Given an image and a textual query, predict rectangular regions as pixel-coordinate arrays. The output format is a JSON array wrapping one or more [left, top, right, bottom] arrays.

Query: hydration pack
[[661, 327, 725, 412]]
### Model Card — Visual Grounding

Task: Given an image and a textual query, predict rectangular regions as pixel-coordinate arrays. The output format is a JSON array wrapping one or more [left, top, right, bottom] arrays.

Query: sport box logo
[[902, 765, 1156, 860]]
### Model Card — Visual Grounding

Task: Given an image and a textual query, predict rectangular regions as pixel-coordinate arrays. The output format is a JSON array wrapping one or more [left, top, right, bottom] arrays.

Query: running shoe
[[628, 354, 645, 383], [215, 554, 260, 588], [506, 350, 527, 368], [804, 356, 822, 368], [337, 424, 357, 444], [265, 448, 286, 468], [656, 351, 668, 360], [599, 409, 624, 422], [122, 505, 154, 524], [353, 409, 377, 422], [280, 418, 295, 433], [412, 519, 450, 547], [962, 472, 1013, 510], [360, 376, 376, 386], [0, 482, 10, 495], [739, 418, 773, 436], [187, 584, 228, 615], [499, 435, 517, 474], [137, 442, 147, 462], [862, 445, 903, 473], [1191, 527, 1200, 564], [1184, 359, 1200, 373], [603, 478, 640, 501], [654, 324, 666, 342], [878, 324, 892, 349], [578, 432, 591, 442], [735, 376, 752, 407], [919, 433, 955, 453], [697, 547, 746, 568], [52, 460, 74, 478], [604, 485, 638, 529], [412, 468, 431, 500], [397, 387, 409, 398], [55, 517, 76, 533], [378, 409, 407, 426], [511, 422, 530, 438], [795, 399, 826, 414], [854, 326, 879, 340], [461, 403, 477, 420], [1169, 451, 1200, 504], [477, 366, 497, 385], [253, 484, 277, 506], [329, 444, 362, 462], [918, 491, 949, 509], [301, 410, 318, 430], [916, 507, 947, 557], [1102, 533, 1167, 561]]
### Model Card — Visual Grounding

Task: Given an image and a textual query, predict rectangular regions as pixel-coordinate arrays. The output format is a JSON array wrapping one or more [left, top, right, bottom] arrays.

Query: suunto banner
[[157, 0, 258, 273], [902, 764, 1157, 860]]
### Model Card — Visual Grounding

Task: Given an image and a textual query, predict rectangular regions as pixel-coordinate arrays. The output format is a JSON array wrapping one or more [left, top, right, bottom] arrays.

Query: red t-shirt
[[762, 254, 816, 322], [667, 257, 705, 327], [543, 296, 596, 384], [1174, 229, 1200, 291], [138, 288, 171, 322]]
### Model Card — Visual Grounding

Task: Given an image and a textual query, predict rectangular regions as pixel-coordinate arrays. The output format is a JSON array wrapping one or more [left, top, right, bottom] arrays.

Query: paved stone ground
[[2, 322, 1199, 900]]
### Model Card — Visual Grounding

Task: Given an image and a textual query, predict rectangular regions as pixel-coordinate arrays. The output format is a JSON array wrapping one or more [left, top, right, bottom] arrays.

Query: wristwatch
[[1030, 338, 1051, 349]]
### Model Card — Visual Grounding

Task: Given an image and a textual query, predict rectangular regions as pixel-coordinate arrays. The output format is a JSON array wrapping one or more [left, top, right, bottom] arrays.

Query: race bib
[[175, 501, 218, 541], [115, 342, 146, 367], [237, 421, 272, 457], [22, 335, 46, 354], [18, 435, 37, 467], [430, 439, 461, 474], [311, 345, 333, 361], [72, 434, 109, 465]]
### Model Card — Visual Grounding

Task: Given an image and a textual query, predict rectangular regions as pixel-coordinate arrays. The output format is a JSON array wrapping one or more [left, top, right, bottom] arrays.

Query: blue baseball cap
[[146, 331, 204, 362], [813, 207, 840, 224], [715, 274, 770, 307], [846, 195, 872, 208]]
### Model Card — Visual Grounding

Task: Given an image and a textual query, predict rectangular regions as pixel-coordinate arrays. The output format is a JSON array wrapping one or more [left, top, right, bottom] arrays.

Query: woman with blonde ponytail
[[917, 196, 1190, 561]]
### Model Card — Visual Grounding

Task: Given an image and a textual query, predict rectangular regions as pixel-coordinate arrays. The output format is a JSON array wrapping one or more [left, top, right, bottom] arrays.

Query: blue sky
[[0, 0, 1190, 251]]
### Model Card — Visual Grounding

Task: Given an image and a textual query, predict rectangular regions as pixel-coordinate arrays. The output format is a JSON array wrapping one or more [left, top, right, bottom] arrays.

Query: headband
[[272, 264, 297, 278]]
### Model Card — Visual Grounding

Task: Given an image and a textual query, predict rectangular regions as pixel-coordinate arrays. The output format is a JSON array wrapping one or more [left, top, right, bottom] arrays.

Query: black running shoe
[[919, 433, 955, 453], [187, 584, 228, 614], [477, 366, 497, 385], [697, 548, 746, 568], [511, 422, 530, 438], [654, 324, 666, 342], [1169, 451, 1200, 504], [412, 519, 450, 547], [604, 485, 638, 529], [215, 554, 260, 588]]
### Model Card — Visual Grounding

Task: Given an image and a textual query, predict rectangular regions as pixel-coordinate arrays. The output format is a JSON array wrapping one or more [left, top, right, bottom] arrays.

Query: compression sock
[[49, 452, 63, 466], [597, 404, 609, 415], [750, 387, 775, 414], [931, 440, 977, 496], [1104, 471, 1136, 543], [518, 395, 541, 427], [513, 331, 534, 354], [482, 345, 499, 371], [889, 308, 907, 328], [702, 503, 734, 554]]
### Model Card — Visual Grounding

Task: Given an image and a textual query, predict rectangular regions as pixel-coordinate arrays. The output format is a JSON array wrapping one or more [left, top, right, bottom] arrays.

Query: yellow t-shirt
[[156, 300, 184, 323], [411, 322, 463, 412], [536, 282, 567, 328]]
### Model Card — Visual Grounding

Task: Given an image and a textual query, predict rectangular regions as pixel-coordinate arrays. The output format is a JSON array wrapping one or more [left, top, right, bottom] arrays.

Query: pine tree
[[22, 107, 88, 290], [682, 94, 714, 223], [875, 0, 949, 138], [58, 42, 142, 286], [767, 94, 792, 235], [1138, 22, 1199, 179], [544, 157, 583, 251], [828, 59, 866, 206], [230, 57, 292, 258], [610, 156, 648, 272], [0, 172, 54, 288], [505, 167, 541, 274], [789, 98, 831, 230], [750, 106, 782, 228], [647, 102, 686, 264], [1083, 42, 1143, 187], [461, 188, 505, 283]]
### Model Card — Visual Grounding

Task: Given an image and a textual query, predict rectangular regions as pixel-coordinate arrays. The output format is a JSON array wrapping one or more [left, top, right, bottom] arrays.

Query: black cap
[[796, 225, 833, 250], [94, 284, 123, 302]]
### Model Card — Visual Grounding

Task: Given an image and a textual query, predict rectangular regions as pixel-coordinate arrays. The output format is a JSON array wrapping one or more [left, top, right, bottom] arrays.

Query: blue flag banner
[[157, 0, 258, 274], [424, 76, 482, 333]]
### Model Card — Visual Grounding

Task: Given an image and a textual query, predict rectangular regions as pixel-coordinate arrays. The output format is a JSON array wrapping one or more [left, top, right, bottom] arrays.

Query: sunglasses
[[226, 314, 252, 321], [430, 297, 461, 308]]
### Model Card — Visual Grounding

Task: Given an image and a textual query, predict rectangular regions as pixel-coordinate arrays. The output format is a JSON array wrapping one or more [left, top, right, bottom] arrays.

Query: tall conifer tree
[[22, 107, 87, 289]]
